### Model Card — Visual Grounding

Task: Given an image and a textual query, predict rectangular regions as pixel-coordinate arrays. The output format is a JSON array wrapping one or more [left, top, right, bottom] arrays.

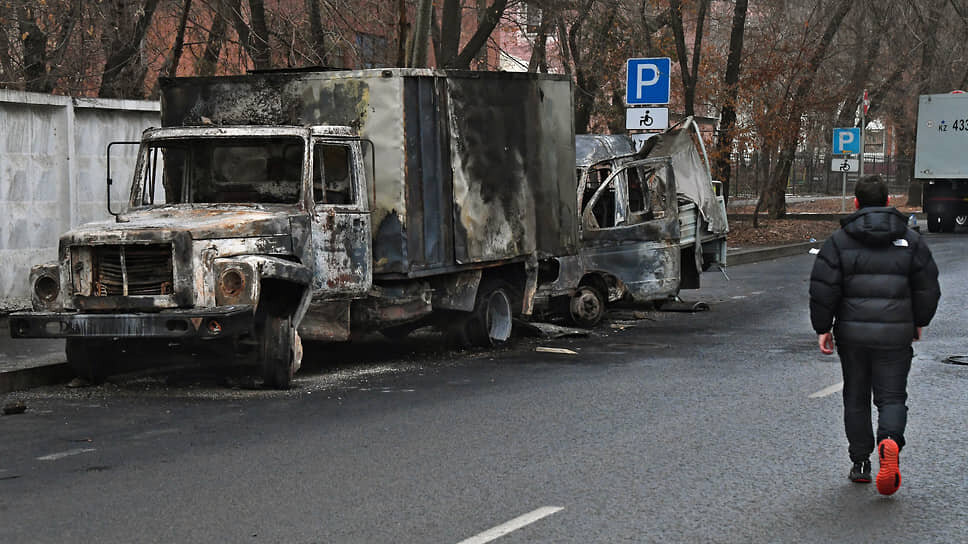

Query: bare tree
[[753, 0, 854, 223], [711, 0, 748, 205], [668, 0, 709, 117]]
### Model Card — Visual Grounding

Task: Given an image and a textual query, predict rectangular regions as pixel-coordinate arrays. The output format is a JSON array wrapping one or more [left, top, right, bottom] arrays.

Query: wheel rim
[[571, 286, 604, 323], [485, 290, 512, 343]]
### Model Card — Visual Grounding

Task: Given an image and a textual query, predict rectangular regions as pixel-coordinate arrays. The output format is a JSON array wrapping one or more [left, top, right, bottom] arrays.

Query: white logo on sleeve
[[893, 239, 909, 247]]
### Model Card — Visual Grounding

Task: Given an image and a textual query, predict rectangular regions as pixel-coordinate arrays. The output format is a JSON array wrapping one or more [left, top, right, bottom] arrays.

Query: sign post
[[832, 128, 862, 213], [831, 156, 859, 212]]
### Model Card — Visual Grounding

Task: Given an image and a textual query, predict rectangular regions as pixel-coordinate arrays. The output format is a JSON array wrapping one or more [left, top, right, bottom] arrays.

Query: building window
[[356, 33, 387, 69]]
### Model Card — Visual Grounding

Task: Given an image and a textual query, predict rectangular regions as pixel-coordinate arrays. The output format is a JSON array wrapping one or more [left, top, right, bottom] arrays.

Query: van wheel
[[261, 315, 296, 389], [567, 285, 606, 328], [66, 338, 109, 384], [456, 280, 514, 348], [927, 214, 941, 233]]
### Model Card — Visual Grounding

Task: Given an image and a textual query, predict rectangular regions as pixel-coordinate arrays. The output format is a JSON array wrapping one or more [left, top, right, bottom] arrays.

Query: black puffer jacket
[[809, 207, 940, 348]]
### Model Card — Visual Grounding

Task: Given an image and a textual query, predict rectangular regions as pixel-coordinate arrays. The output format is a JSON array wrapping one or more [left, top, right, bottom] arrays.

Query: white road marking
[[809, 381, 844, 398], [457, 506, 564, 544], [36, 448, 96, 461]]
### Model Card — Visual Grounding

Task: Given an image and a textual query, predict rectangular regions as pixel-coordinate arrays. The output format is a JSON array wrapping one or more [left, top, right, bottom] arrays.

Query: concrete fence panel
[[0, 91, 159, 308]]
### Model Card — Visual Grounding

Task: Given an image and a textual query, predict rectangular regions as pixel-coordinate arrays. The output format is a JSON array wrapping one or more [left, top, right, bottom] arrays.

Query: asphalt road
[[1, 234, 966, 543]]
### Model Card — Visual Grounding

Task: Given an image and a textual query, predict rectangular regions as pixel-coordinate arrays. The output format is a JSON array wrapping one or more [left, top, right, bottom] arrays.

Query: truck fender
[[213, 255, 312, 324]]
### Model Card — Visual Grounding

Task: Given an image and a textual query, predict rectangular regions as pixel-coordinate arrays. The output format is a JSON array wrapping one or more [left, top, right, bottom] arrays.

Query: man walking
[[809, 175, 940, 495]]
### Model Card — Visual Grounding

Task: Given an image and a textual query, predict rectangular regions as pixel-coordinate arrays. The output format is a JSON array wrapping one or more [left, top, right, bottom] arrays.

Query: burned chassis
[[7, 125, 357, 388]]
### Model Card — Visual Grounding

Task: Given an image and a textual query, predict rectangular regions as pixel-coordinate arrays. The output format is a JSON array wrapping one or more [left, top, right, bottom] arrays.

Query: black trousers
[[837, 344, 913, 463]]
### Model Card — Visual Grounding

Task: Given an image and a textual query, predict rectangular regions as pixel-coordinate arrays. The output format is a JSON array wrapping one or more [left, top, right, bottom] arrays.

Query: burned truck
[[8, 69, 578, 388], [536, 118, 728, 327]]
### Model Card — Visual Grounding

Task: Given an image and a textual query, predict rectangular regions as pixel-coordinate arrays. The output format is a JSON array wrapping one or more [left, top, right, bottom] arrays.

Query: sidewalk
[[0, 241, 824, 394], [0, 318, 72, 393]]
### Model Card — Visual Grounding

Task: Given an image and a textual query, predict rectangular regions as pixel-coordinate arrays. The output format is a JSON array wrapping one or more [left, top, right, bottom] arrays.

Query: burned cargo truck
[[9, 69, 578, 388]]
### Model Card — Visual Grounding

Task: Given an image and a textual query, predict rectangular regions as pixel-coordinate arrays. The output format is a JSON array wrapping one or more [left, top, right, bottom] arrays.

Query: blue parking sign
[[832, 128, 861, 155], [626, 58, 671, 105]]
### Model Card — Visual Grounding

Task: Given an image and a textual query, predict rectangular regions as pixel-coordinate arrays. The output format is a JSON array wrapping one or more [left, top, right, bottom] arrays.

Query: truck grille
[[92, 244, 174, 296]]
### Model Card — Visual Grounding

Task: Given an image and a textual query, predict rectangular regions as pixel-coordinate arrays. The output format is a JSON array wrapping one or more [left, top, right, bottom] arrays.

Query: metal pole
[[841, 170, 847, 212], [859, 98, 866, 178]]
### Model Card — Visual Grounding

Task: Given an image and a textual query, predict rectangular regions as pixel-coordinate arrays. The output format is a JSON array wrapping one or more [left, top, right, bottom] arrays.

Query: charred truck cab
[[10, 69, 579, 388]]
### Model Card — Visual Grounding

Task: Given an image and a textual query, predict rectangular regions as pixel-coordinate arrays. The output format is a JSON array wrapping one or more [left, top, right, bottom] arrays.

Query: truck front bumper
[[8, 305, 254, 339]]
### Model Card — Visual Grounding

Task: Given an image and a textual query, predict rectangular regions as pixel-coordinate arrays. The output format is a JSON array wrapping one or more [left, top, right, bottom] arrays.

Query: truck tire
[[955, 214, 968, 231], [567, 285, 606, 328], [941, 215, 956, 233], [927, 214, 941, 233], [454, 280, 514, 348], [66, 338, 110, 384], [261, 315, 296, 389]]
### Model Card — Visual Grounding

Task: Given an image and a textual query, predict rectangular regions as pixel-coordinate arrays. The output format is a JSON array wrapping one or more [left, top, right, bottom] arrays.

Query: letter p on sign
[[626, 58, 671, 105], [833, 128, 861, 155]]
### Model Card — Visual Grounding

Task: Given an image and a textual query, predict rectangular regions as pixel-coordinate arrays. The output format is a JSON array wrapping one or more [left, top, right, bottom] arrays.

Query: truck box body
[[914, 92, 968, 232], [914, 93, 968, 179], [159, 69, 578, 276]]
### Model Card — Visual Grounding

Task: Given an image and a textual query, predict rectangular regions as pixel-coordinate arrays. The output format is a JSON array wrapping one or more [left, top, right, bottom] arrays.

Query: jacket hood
[[840, 206, 909, 246]]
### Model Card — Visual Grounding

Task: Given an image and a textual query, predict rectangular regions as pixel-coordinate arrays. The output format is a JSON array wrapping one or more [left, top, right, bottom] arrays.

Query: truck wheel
[[927, 214, 941, 233], [66, 338, 109, 384], [567, 285, 606, 328], [955, 215, 968, 231], [261, 315, 296, 389], [464, 280, 514, 347], [941, 215, 956, 233]]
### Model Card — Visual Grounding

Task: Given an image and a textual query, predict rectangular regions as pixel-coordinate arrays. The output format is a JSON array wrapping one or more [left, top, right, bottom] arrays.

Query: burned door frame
[[578, 157, 681, 302], [307, 136, 372, 299]]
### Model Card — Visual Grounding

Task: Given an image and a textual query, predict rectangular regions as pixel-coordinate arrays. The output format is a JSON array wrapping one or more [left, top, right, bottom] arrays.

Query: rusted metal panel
[[349, 283, 433, 329], [298, 299, 351, 342], [310, 208, 371, 298], [581, 241, 681, 303], [427, 269, 480, 311], [446, 72, 577, 264]]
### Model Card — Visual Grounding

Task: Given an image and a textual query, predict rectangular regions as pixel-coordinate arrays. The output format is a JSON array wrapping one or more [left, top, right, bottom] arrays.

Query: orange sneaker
[[876, 438, 901, 495]]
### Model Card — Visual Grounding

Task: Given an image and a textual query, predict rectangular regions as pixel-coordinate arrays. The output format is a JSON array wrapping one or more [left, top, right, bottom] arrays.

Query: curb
[[1, 362, 73, 394], [0, 240, 824, 394], [726, 240, 821, 267]]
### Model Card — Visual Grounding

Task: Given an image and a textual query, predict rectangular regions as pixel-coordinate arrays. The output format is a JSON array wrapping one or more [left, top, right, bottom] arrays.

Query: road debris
[[3, 401, 27, 415], [535, 347, 579, 355]]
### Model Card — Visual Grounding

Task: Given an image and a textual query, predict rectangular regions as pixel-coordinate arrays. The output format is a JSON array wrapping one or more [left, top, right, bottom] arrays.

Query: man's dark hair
[[855, 175, 888, 208]]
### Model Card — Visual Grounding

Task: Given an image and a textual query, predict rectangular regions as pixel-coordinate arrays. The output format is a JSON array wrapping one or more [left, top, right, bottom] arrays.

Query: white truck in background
[[915, 92, 968, 232]]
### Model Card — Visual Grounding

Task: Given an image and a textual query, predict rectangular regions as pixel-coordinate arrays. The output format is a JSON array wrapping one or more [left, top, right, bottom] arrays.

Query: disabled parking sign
[[626, 58, 671, 105]]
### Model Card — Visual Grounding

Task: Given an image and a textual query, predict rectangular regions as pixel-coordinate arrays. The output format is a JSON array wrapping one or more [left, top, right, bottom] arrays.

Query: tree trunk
[[711, 0, 747, 206], [247, 0, 272, 69], [451, 0, 509, 69], [396, 0, 409, 67], [668, 0, 708, 117], [438, 0, 462, 67], [198, 0, 239, 76], [307, 0, 331, 66], [409, 0, 433, 67], [528, 18, 549, 73], [99, 0, 162, 98], [18, 5, 52, 93]]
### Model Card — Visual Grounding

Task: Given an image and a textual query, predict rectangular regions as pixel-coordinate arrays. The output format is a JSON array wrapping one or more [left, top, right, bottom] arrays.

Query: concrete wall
[[0, 91, 159, 308]]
